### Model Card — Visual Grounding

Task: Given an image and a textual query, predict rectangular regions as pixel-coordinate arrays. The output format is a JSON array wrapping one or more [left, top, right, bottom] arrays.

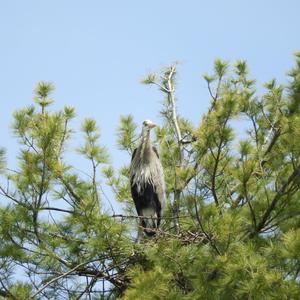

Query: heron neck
[[140, 129, 152, 161], [141, 128, 150, 144]]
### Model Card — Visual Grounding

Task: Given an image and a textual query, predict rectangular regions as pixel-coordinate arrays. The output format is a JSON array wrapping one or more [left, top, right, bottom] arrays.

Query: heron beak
[[149, 123, 156, 129]]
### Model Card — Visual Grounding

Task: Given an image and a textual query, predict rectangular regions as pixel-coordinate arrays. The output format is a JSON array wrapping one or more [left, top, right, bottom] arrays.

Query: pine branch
[[232, 127, 282, 208], [251, 163, 300, 236]]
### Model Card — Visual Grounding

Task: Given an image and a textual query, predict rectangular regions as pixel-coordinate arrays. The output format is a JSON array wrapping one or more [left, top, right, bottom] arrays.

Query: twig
[[111, 214, 190, 220], [31, 259, 100, 298], [39, 207, 73, 214]]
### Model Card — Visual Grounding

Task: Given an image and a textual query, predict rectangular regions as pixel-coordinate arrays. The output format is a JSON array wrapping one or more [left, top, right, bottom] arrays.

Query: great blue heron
[[130, 120, 165, 236]]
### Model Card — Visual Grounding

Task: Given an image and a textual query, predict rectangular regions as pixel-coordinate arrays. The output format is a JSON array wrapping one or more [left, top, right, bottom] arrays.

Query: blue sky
[[1, 0, 299, 174]]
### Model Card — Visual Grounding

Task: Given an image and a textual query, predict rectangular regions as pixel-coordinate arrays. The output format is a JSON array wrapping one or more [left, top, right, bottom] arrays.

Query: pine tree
[[1, 54, 300, 299]]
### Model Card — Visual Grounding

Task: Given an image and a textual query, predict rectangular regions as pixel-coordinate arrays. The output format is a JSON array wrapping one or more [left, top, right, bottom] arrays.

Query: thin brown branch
[[111, 214, 190, 220], [39, 207, 73, 214], [193, 193, 221, 255], [0, 186, 27, 208], [31, 259, 101, 298]]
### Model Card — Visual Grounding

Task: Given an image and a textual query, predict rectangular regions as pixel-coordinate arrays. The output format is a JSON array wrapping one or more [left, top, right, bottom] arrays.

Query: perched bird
[[130, 120, 165, 236]]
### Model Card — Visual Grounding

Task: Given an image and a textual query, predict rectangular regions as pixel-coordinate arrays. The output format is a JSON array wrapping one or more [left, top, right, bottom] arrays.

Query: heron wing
[[131, 183, 161, 214], [152, 146, 159, 159], [131, 182, 162, 232], [131, 148, 137, 161]]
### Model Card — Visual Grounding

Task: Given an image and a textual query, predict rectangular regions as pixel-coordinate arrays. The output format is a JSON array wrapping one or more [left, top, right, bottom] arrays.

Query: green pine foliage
[[1, 54, 300, 299]]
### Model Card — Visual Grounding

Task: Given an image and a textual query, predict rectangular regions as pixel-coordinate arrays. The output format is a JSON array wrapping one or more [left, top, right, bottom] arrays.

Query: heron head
[[141, 120, 156, 139], [142, 119, 156, 130]]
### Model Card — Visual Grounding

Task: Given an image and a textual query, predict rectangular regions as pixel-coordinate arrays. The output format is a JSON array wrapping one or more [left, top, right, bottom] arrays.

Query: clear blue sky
[[1, 0, 299, 171]]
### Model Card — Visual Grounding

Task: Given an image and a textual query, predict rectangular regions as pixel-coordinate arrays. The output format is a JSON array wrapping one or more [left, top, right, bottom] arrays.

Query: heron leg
[[135, 220, 143, 243]]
